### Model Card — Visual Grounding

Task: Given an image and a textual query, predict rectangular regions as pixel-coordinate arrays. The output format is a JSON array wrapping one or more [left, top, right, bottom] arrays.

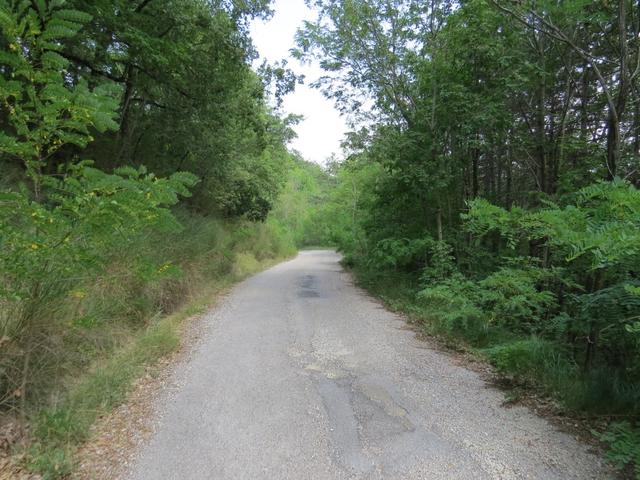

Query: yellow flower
[[158, 263, 172, 273], [71, 291, 86, 299], [30, 243, 39, 250]]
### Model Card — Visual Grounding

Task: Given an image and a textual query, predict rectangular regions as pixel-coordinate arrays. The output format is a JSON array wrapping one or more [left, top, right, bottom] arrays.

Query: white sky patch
[[250, 0, 347, 165]]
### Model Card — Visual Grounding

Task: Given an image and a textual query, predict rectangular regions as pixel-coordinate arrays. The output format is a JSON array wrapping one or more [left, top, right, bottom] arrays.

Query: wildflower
[[158, 263, 172, 273]]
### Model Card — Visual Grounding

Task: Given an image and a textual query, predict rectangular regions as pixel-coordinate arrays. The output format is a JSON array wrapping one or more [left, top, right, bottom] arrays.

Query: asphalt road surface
[[126, 250, 610, 480]]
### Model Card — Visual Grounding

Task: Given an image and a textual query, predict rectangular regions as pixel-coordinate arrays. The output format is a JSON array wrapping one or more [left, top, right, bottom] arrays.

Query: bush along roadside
[[9, 213, 296, 478]]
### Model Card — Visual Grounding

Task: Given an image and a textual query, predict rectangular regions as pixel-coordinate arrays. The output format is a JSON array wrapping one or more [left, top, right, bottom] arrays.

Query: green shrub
[[571, 282, 640, 375], [478, 267, 557, 333], [369, 237, 434, 271], [26, 443, 73, 480], [232, 252, 261, 278], [417, 276, 488, 342], [420, 240, 457, 284], [598, 422, 640, 478], [558, 368, 640, 415]]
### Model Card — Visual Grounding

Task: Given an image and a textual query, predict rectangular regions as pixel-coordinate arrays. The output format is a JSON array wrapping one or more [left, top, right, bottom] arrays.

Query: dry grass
[[0, 213, 296, 479]]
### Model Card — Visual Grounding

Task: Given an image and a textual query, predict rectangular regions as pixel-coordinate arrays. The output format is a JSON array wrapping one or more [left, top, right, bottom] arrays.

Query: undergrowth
[[4, 211, 295, 478]]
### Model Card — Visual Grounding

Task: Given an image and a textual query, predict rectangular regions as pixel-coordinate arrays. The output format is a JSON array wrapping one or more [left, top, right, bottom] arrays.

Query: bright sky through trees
[[250, 0, 347, 165]]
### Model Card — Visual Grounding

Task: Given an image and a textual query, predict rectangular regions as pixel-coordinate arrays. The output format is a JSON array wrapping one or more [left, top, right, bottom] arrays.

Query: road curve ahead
[[127, 250, 609, 480]]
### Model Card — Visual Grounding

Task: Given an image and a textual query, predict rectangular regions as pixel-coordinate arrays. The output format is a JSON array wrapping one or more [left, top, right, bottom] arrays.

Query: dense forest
[[295, 0, 640, 475], [1, 0, 640, 477]]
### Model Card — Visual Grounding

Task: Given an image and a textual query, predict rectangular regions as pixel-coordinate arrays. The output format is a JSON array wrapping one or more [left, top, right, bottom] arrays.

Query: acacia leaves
[[0, 0, 119, 179], [0, 164, 197, 304], [0, 1, 198, 308], [464, 180, 640, 271]]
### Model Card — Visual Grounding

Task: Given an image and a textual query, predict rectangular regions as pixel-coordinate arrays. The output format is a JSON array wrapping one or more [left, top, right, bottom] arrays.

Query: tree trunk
[[584, 270, 605, 370], [606, 0, 629, 180], [506, 136, 512, 208], [472, 144, 479, 198], [606, 110, 619, 179], [536, 29, 547, 193], [634, 92, 640, 157], [117, 64, 137, 166]]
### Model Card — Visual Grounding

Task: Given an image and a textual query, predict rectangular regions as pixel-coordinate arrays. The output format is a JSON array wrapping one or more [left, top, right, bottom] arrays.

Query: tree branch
[[135, 0, 155, 13], [61, 52, 126, 83], [488, 0, 619, 125]]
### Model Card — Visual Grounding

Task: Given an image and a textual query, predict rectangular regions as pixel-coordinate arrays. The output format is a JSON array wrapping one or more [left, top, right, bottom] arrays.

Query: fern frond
[[51, 8, 91, 24]]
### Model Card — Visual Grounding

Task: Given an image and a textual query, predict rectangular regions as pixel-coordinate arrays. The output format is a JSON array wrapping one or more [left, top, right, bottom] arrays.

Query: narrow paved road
[[127, 251, 609, 480]]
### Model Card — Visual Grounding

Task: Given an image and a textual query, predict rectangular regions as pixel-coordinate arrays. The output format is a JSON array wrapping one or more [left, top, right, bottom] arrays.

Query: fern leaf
[[41, 50, 69, 69], [51, 8, 91, 24]]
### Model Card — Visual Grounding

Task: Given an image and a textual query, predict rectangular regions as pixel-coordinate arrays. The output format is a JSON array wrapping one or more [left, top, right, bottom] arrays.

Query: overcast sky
[[249, 0, 347, 165]]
